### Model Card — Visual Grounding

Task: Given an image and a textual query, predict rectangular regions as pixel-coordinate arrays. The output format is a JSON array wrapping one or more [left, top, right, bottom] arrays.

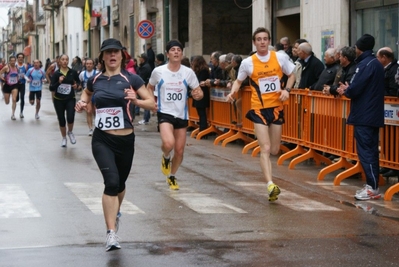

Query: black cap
[[355, 34, 375, 52], [100, 38, 124, 52], [138, 53, 147, 59], [156, 53, 164, 61]]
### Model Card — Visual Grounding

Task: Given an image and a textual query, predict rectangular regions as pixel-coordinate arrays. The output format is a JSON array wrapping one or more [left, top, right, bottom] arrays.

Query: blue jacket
[[345, 50, 385, 127]]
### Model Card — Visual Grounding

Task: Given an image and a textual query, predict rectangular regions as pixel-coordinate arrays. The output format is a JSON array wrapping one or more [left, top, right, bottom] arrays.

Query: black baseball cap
[[138, 53, 148, 59], [100, 38, 124, 51]]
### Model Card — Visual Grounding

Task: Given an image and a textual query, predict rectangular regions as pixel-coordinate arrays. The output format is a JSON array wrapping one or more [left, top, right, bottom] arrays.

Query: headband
[[166, 40, 183, 52]]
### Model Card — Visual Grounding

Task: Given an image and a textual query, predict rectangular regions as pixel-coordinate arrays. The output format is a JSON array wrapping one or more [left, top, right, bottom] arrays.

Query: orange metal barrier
[[187, 98, 199, 135], [187, 87, 399, 200], [379, 97, 399, 200]]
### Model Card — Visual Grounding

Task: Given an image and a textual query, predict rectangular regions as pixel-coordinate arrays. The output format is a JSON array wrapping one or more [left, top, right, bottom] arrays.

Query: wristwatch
[[284, 87, 291, 93]]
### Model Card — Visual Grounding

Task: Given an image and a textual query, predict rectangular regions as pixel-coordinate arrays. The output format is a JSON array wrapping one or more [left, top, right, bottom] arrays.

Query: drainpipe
[[35, 0, 38, 59], [52, 0, 55, 58], [164, 0, 169, 44]]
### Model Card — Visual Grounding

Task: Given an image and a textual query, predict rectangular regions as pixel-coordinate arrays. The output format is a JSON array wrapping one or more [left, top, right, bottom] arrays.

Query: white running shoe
[[354, 184, 381, 200], [35, 114, 40, 120], [20, 113, 24, 119], [88, 129, 94, 136], [68, 131, 76, 144], [105, 230, 121, 252], [61, 138, 67, 147], [138, 119, 148, 125]]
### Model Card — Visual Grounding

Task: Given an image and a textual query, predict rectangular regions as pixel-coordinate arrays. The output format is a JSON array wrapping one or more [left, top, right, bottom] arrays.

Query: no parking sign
[[137, 20, 155, 39]]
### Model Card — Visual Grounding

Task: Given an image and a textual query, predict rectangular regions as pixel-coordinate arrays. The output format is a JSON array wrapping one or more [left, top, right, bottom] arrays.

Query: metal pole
[[35, 0, 39, 59], [36, 26, 38, 60], [164, 0, 170, 44], [88, 0, 91, 58], [52, 0, 55, 59]]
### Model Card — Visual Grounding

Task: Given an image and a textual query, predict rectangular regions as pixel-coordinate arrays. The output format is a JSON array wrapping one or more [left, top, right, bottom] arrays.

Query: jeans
[[143, 109, 150, 122]]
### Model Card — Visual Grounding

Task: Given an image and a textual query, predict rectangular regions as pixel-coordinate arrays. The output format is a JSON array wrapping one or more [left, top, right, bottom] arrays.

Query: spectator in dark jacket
[[192, 55, 210, 133], [205, 51, 223, 87], [137, 53, 152, 85], [280, 37, 295, 62], [313, 48, 340, 91], [324, 46, 356, 96], [137, 53, 152, 123], [71, 56, 83, 74], [337, 34, 385, 201], [376, 47, 399, 97], [297, 42, 324, 89], [146, 43, 156, 70], [376, 46, 399, 178], [155, 53, 166, 66]]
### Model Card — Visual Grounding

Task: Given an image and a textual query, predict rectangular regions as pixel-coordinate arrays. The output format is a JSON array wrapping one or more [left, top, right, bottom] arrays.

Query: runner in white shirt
[[147, 39, 203, 190], [79, 58, 98, 135], [25, 59, 46, 119]]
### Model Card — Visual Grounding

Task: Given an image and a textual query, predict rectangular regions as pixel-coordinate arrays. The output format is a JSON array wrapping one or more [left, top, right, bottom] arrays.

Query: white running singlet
[[149, 64, 199, 120]]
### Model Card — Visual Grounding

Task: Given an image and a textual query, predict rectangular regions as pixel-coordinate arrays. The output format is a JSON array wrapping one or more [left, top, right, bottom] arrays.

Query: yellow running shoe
[[167, 176, 179, 190], [268, 183, 281, 202], [161, 155, 171, 176]]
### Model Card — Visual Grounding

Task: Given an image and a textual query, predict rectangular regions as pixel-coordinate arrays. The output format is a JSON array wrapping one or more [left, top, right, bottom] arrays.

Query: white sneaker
[[20, 113, 24, 119], [61, 138, 67, 147], [138, 119, 148, 125], [105, 230, 121, 252], [88, 129, 94, 136], [354, 184, 381, 200], [68, 131, 76, 144], [35, 114, 40, 120]]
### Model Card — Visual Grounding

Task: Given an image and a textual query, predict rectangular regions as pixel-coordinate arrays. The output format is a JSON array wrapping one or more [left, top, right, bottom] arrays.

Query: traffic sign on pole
[[137, 20, 155, 39]]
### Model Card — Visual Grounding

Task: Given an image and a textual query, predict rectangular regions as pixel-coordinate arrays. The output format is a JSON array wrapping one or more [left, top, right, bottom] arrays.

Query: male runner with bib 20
[[227, 27, 295, 201]]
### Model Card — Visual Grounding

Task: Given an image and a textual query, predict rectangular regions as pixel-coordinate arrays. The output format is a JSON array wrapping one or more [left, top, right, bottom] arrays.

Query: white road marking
[[306, 181, 350, 186], [0, 184, 41, 218], [65, 183, 145, 215], [233, 182, 342, 211], [169, 192, 247, 214]]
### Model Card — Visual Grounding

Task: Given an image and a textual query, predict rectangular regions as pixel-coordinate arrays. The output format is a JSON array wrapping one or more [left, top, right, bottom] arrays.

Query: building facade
[[1, 0, 398, 65]]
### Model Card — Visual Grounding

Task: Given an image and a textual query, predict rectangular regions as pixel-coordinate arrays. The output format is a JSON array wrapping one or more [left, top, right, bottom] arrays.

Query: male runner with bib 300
[[147, 39, 203, 190]]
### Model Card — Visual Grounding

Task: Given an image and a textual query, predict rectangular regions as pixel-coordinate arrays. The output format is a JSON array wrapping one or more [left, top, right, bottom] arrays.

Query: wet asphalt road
[[1, 86, 399, 267]]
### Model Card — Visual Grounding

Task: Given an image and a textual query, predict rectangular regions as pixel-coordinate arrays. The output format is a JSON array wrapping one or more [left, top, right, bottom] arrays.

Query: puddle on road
[[337, 200, 399, 222]]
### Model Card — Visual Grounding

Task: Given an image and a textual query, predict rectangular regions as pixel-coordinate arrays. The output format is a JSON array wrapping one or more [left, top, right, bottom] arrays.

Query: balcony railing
[[42, 0, 63, 11]]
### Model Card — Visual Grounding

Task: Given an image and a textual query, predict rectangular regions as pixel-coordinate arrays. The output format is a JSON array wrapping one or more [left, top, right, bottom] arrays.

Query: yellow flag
[[84, 0, 91, 31]]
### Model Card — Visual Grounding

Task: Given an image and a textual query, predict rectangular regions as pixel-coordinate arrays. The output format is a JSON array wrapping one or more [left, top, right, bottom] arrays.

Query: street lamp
[[52, 0, 55, 58]]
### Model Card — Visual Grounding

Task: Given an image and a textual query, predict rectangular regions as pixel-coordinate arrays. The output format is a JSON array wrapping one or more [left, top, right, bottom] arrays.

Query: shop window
[[276, 0, 300, 10], [357, 4, 398, 58]]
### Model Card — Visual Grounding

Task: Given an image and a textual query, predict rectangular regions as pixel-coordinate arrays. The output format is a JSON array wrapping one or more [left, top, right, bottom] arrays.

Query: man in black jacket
[[376, 47, 399, 178], [146, 43, 156, 70], [376, 47, 399, 97], [313, 48, 340, 91], [297, 42, 324, 89], [323, 46, 356, 96], [137, 53, 152, 123]]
